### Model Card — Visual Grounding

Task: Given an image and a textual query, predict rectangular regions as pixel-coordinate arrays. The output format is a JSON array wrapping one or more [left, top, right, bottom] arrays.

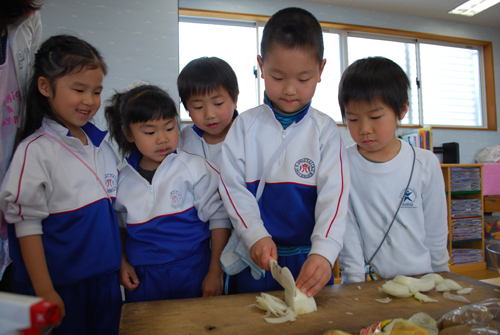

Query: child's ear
[[233, 94, 239, 111], [38, 77, 52, 97], [399, 101, 409, 120], [122, 125, 134, 143], [318, 59, 327, 83], [257, 55, 264, 79]]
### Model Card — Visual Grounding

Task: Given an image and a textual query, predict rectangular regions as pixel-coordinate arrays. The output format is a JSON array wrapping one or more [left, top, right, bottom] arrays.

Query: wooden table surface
[[119, 272, 500, 335]]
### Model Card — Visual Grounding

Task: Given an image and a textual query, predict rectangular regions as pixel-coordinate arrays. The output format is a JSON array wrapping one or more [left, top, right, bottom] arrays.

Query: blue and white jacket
[[114, 150, 231, 267], [0, 118, 122, 287], [219, 104, 350, 267]]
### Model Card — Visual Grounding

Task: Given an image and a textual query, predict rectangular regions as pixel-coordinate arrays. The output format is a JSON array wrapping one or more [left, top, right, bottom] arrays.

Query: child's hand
[[202, 270, 224, 297], [250, 237, 277, 271], [119, 258, 140, 292], [296, 254, 332, 297], [39, 288, 65, 327]]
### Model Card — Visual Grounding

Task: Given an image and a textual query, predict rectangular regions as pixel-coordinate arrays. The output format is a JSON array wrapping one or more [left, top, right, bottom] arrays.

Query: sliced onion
[[254, 292, 298, 323], [375, 297, 392, 303], [457, 287, 473, 295], [411, 277, 435, 292], [420, 273, 444, 286], [414, 292, 439, 303], [443, 292, 471, 303], [393, 275, 419, 294], [436, 282, 451, 292], [442, 279, 463, 291], [381, 280, 413, 298], [264, 308, 296, 324]]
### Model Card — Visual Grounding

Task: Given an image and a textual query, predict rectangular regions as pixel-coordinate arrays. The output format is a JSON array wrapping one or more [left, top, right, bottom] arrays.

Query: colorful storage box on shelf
[[483, 163, 500, 196]]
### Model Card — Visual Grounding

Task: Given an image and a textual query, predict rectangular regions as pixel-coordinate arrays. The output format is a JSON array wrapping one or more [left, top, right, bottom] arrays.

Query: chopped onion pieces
[[442, 279, 463, 291], [457, 287, 473, 295], [254, 292, 298, 324], [443, 292, 471, 303], [381, 280, 413, 298], [414, 292, 439, 303], [436, 282, 451, 292], [420, 273, 444, 286]]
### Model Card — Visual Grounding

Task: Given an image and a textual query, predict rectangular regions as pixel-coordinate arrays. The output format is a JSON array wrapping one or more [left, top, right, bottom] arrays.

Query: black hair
[[260, 7, 324, 66], [177, 57, 239, 109], [0, 0, 42, 29], [105, 85, 178, 158], [338, 57, 410, 122], [21, 34, 108, 140]]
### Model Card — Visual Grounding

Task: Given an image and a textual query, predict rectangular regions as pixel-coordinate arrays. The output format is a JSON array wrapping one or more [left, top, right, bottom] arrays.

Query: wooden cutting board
[[119, 272, 500, 334]]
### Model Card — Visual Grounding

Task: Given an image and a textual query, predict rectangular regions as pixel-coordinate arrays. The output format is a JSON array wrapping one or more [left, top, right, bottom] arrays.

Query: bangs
[[125, 89, 177, 124]]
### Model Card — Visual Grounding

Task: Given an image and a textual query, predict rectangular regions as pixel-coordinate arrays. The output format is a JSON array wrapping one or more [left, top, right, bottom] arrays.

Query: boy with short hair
[[219, 7, 349, 297], [337, 57, 449, 283], [177, 56, 239, 165]]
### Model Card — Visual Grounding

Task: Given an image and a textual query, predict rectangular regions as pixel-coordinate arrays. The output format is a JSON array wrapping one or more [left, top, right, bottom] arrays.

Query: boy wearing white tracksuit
[[219, 7, 349, 297]]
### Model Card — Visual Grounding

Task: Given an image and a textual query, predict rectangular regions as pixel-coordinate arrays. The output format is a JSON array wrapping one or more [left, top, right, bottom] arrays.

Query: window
[[419, 42, 483, 126], [179, 9, 496, 130], [346, 34, 484, 127], [179, 18, 259, 121], [346, 34, 419, 125]]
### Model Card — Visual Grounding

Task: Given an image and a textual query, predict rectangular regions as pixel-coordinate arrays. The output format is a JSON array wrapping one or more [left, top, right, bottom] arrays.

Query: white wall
[[39, 0, 179, 132], [181, 0, 500, 163]]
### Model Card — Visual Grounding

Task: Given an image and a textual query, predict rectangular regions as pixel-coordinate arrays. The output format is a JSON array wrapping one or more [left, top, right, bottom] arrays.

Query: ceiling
[[303, 0, 500, 28]]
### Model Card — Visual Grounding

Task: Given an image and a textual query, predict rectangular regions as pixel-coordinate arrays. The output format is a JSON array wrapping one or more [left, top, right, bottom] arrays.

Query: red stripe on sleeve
[[326, 141, 344, 237], [219, 175, 248, 229], [14, 134, 45, 215]]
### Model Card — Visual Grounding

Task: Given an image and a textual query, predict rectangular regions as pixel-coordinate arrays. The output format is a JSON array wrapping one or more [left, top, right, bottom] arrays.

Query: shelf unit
[[441, 164, 486, 273]]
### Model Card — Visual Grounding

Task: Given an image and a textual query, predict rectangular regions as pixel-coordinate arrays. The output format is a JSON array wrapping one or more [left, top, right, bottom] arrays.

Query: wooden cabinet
[[441, 164, 486, 273], [484, 196, 500, 212]]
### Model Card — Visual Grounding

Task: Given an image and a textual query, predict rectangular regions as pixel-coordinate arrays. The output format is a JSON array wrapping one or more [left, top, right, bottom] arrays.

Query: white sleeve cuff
[[209, 218, 232, 230], [240, 223, 272, 249], [309, 236, 342, 268], [345, 273, 366, 284], [14, 220, 43, 237]]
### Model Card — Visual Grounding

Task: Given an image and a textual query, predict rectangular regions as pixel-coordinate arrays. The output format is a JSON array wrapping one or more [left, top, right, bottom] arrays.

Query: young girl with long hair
[[105, 84, 231, 302], [0, 34, 122, 334]]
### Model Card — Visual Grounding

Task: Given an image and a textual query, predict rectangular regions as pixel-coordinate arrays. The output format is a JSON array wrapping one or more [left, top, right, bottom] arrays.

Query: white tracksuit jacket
[[219, 104, 349, 267], [114, 149, 231, 267], [0, 118, 121, 287]]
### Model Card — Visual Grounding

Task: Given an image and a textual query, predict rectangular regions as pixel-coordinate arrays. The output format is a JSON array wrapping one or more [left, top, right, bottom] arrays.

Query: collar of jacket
[[41, 118, 108, 147]]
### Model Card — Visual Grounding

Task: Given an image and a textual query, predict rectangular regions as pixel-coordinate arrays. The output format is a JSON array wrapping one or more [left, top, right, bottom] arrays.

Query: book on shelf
[[452, 248, 483, 265], [450, 167, 482, 192], [401, 126, 433, 151]]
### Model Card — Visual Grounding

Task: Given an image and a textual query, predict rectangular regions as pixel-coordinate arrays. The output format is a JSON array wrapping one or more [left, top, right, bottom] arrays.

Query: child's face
[[39, 67, 104, 136], [345, 99, 407, 162], [258, 44, 325, 114], [126, 117, 179, 170], [186, 88, 237, 144]]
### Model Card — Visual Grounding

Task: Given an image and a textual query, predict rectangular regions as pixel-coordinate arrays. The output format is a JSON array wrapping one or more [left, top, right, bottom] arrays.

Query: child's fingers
[[129, 269, 140, 286], [303, 275, 329, 297], [296, 255, 332, 297], [295, 263, 316, 289]]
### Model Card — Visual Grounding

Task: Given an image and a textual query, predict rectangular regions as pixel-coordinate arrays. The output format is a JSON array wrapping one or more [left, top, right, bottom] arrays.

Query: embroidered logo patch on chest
[[400, 187, 418, 208], [294, 158, 316, 178], [170, 190, 183, 209], [105, 173, 117, 194]]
